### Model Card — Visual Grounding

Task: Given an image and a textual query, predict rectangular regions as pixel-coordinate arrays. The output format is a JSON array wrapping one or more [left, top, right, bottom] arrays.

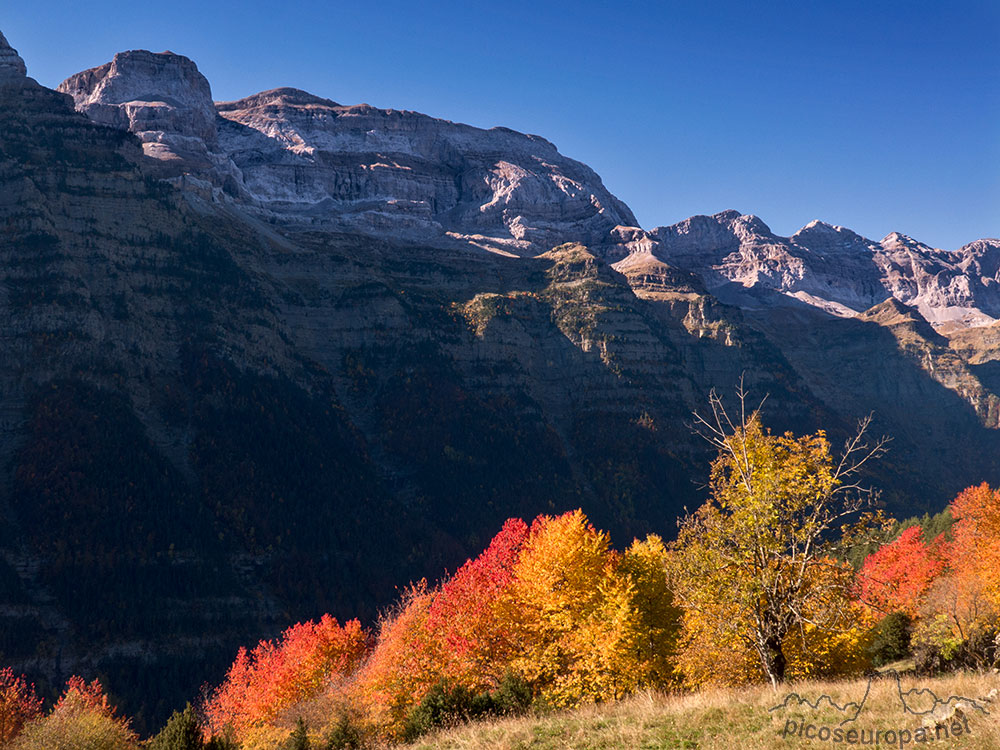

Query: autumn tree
[[668, 388, 887, 687], [500, 510, 676, 706], [353, 583, 439, 737], [857, 525, 946, 617], [0, 668, 42, 746], [949, 483, 1000, 611], [356, 519, 530, 736], [908, 484, 1000, 669], [203, 616, 369, 741], [425, 517, 530, 687], [12, 677, 137, 750]]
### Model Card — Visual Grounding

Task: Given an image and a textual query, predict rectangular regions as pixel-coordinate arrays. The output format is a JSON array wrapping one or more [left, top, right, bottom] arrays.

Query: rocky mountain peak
[[789, 220, 870, 254], [216, 87, 341, 111], [58, 49, 219, 165], [880, 231, 933, 253], [0, 30, 28, 83]]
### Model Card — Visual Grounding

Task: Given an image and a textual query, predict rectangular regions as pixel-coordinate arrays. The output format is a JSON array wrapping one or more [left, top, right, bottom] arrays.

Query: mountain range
[[0, 30, 997, 727]]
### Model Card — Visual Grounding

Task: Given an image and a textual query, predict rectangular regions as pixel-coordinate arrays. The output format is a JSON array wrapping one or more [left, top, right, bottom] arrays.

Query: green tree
[[285, 717, 310, 750], [668, 387, 887, 687], [148, 704, 203, 750]]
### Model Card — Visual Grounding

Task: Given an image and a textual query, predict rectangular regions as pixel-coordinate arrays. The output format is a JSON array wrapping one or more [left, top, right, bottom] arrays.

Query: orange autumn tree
[[857, 525, 947, 618], [203, 615, 369, 740], [669, 388, 887, 687], [0, 668, 42, 746], [908, 484, 1000, 668], [949, 483, 1000, 611], [353, 583, 439, 736], [356, 518, 529, 735]]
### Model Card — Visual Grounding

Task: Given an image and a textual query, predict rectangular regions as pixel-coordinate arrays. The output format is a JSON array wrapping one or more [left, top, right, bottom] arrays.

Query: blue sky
[[7, 1, 999, 248]]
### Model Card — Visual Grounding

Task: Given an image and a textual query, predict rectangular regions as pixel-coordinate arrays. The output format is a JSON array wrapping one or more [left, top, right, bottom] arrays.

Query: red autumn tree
[[0, 667, 42, 745], [203, 615, 370, 739], [426, 517, 529, 686], [858, 526, 946, 617], [356, 518, 530, 737]]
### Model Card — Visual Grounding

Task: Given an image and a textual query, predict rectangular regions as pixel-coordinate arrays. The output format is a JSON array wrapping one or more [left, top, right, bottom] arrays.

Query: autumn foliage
[[6, 432, 1000, 747], [202, 615, 369, 740], [857, 525, 946, 617], [0, 668, 41, 746], [351, 511, 678, 737], [11, 676, 137, 750]]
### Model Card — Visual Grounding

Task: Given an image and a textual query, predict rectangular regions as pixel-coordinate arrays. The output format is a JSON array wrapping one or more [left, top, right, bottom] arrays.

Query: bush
[[11, 682, 137, 750], [868, 612, 912, 666], [205, 735, 239, 750], [324, 712, 368, 750], [284, 717, 310, 750], [490, 672, 533, 716], [402, 674, 532, 741], [913, 615, 1000, 673], [148, 704, 204, 750]]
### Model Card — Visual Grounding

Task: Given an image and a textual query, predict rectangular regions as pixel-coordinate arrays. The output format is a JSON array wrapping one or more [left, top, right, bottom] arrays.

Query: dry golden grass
[[404, 671, 1000, 749]]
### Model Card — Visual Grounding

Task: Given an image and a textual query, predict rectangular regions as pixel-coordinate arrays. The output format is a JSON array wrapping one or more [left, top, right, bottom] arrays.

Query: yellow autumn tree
[[499, 510, 677, 706], [668, 387, 886, 687], [618, 534, 681, 687]]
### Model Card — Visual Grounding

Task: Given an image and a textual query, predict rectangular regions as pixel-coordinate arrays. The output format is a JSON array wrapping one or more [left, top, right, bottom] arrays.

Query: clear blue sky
[[7, 1, 999, 249]]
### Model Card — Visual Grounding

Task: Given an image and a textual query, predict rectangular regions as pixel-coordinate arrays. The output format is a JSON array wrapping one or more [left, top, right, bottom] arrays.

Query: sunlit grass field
[[404, 670, 1000, 749]]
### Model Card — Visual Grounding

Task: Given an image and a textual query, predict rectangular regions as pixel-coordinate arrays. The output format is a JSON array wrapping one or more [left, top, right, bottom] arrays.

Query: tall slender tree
[[668, 385, 887, 687]]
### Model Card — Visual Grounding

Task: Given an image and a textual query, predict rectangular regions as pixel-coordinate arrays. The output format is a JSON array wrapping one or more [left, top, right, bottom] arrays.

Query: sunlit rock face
[[59, 51, 636, 253], [645, 210, 1000, 328], [56, 49, 245, 189]]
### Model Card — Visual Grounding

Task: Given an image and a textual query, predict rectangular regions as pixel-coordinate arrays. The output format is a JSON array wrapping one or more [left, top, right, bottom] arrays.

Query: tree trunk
[[761, 634, 787, 688]]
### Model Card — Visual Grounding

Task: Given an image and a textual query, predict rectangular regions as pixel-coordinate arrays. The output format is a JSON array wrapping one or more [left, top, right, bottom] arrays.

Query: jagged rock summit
[[642, 210, 1000, 328], [54, 45, 999, 326], [0, 30, 28, 83], [58, 50, 636, 254]]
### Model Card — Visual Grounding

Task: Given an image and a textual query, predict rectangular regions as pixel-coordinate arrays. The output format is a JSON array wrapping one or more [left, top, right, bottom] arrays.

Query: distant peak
[[718, 210, 773, 237], [0, 30, 28, 83], [109, 48, 201, 69], [790, 219, 868, 246], [880, 231, 934, 252], [216, 87, 340, 111], [802, 219, 836, 232]]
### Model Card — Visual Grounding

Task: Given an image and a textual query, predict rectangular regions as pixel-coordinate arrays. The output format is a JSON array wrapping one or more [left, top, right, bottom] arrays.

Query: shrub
[[490, 672, 532, 716], [284, 717, 309, 750], [324, 712, 369, 750], [148, 704, 204, 750], [401, 674, 532, 742], [868, 612, 913, 666]]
